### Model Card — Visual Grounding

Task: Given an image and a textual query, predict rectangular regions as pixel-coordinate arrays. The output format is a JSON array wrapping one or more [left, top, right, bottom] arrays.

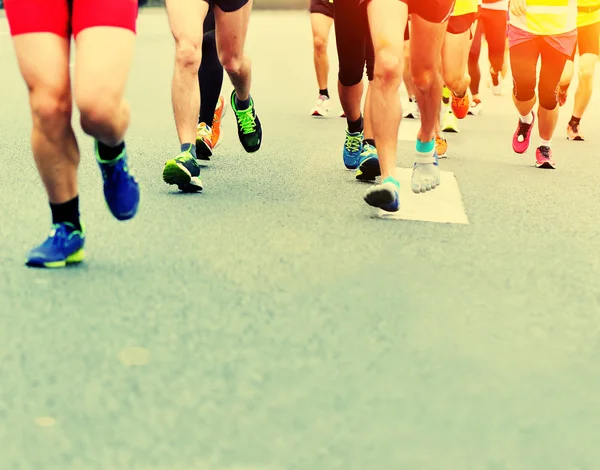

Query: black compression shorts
[[202, 0, 248, 13], [310, 0, 334, 17]]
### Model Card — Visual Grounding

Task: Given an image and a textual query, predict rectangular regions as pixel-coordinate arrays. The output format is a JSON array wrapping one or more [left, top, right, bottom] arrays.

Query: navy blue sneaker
[[26, 222, 85, 268], [356, 142, 381, 181], [363, 176, 400, 212], [95, 141, 140, 221], [343, 129, 363, 170]]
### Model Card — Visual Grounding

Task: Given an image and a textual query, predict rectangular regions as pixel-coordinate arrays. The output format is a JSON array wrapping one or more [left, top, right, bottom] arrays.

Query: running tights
[[468, 8, 507, 95], [198, 9, 224, 124], [510, 37, 569, 110]]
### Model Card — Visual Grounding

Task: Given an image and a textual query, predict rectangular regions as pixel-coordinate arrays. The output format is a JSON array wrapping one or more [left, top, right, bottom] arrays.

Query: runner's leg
[[215, 0, 263, 153], [310, 7, 334, 116]]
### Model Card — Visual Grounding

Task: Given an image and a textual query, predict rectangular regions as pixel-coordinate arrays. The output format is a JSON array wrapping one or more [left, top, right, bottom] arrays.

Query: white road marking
[[397, 119, 420, 141], [378, 169, 469, 225]]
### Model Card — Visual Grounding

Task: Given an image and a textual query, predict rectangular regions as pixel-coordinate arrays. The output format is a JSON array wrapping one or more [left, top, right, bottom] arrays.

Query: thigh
[[71, 0, 138, 38], [539, 40, 569, 90], [4, 0, 71, 38], [214, 0, 252, 60], [74, 27, 135, 106], [335, 0, 368, 71], [311, 12, 334, 43], [11, 33, 71, 105], [366, 0, 408, 56], [509, 37, 541, 90], [410, 10, 447, 75], [167, 0, 208, 45], [577, 21, 600, 56], [484, 9, 508, 56]]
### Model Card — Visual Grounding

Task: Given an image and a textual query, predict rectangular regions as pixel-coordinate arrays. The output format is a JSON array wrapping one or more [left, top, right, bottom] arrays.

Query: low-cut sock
[[50, 195, 81, 231], [540, 138, 552, 148], [569, 115, 581, 128], [519, 112, 534, 124], [181, 143, 197, 159], [416, 138, 435, 158], [97, 141, 125, 162], [364, 138, 375, 147], [347, 115, 363, 134], [235, 94, 251, 110], [319, 88, 330, 98]]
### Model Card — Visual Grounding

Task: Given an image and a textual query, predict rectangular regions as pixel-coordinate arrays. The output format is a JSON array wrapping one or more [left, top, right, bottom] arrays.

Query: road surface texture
[[2, 10, 600, 470]]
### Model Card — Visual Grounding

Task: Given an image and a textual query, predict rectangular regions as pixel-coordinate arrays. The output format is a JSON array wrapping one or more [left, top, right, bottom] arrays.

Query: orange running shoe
[[567, 122, 584, 141], [196, 122, 214, 160], [435, 134, 448, 158], [210, 95, 227, 150], [451, 92, 470, 119]]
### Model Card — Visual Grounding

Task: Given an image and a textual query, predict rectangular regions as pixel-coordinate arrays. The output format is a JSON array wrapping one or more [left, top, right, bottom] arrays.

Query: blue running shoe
[[95, 141, 140, 221], [26, 222, 85, 268], [363, 176, 400, 212], [356, 142, 381, 181], [343, 129, 364, 170]]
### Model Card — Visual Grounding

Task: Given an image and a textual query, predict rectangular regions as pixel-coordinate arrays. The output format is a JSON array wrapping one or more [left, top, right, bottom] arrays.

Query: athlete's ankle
[[97, 140, 125, 161], [50, 195, 82, 231]]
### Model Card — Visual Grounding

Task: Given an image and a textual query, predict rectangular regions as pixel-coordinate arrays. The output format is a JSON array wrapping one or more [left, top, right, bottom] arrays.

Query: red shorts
[[4, 0, 138, 38]]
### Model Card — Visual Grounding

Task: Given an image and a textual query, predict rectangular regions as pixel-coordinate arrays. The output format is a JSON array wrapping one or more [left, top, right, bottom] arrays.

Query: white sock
[[540, 138, 551, 148], [519, 112, 534, 124]]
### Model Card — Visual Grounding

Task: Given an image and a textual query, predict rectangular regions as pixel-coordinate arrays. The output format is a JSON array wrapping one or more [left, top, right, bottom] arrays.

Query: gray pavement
[[2, 10, 600, 469]]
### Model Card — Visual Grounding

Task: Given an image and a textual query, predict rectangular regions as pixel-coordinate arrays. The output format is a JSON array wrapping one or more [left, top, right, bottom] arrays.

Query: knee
[[373, 47, 402, 86], [578, 66, 594, 84], [443, 71, 465, 93], [412, 66, 437, 92], [538, 87, 558, 110], [175, 38, 202, 71], [77, 93, 121, 136], [219, 50, 244, 76], [313, 34, 327, 55], [30, 86, 71, 137]]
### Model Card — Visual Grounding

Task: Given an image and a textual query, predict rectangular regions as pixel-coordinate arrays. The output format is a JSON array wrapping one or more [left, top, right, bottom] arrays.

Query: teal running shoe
[[26, 222, 85, 268], [356, 142, 381, 181], [95, 141, 140, 221], [163, 147, 203, 192], [343, 129, 363, 169]]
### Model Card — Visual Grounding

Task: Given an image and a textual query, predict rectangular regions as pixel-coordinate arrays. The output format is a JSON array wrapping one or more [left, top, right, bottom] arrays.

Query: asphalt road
[[2, 10, 600, 470]]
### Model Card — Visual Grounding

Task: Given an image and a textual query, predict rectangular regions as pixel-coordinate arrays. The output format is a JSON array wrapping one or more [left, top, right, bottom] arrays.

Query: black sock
[[347, 115, 363, 134], [97, 141, 125, 162], [364, 138, 375, 147], [569, 115, 581, 127], [198, 29, 224, 125], [181, 143, 197, 159], [50, 196, 81, 231], [319, 88, 329, 98], [234, 94, 251, 110]]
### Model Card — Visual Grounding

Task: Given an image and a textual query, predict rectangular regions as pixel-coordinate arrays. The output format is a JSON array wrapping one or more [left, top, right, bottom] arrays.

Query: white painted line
[[397, 119, 420, 141], [378, 168, 469, 225]]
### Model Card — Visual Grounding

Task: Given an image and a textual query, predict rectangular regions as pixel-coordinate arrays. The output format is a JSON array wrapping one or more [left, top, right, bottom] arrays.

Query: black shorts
[[447, 12, 477, 34], [570, 20, 600, 60], [310, 0, 334, 17], [404, 22, 410, 40], [360, 0, 455, 23], [202, 0, 248, 13]]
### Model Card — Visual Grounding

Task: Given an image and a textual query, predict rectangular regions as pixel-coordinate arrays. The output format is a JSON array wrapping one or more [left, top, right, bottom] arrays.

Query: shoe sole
[[536, 161, 556, 169], [213, 98, 228, 150], [26, 248, 85, 268], [567, 136, 584, 141], [163, 161, 203, 192], [196, 139, 213, 160], [364, 186, 398, 210]]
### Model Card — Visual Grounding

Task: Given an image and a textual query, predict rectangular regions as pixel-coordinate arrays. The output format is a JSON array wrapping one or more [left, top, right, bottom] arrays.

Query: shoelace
[[345, 134, 362, 153], [538, 146, 551, 158], [236, 108, 256, 134]]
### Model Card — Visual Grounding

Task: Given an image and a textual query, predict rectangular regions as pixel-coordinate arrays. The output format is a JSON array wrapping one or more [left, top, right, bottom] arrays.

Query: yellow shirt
[[577, 0, 600, 27], [452, 0, 479, 16], [509, 0, 577, 35]]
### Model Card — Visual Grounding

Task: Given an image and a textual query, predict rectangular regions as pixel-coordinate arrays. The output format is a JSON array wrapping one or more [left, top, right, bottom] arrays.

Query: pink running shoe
[[512, 112, 535, 154], [535, 146, 556, 169]]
